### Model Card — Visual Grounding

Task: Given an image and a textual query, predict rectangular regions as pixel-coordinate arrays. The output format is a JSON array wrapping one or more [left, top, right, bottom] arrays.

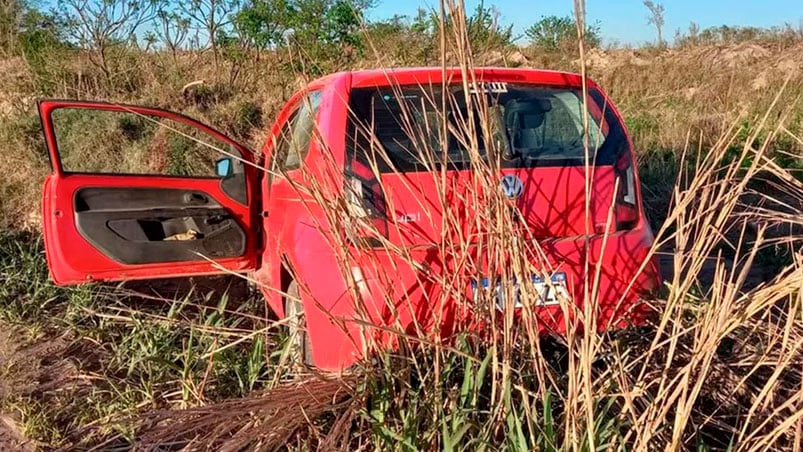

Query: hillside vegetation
[[1, 0, 803, 450], [2, 10, 802, 229]]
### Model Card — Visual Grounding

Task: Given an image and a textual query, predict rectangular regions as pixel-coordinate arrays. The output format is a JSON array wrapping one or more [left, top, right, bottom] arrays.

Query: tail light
[[614, 152, 639, 231], [345, 174, 388, 246]]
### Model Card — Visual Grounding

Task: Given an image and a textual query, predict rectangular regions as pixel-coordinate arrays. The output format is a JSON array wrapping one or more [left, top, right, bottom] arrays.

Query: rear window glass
[[347, 83, 627, 173]]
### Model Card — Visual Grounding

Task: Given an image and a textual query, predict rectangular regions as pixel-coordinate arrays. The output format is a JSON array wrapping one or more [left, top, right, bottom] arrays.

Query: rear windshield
[[347, 83, 628, 173]]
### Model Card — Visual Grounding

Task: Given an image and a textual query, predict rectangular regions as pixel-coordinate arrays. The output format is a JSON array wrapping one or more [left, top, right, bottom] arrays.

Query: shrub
[[525, 15, 601, 51]]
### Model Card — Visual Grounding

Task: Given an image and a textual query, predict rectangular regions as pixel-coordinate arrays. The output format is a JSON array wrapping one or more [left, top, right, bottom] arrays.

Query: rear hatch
[[344, 81, 639, 250]]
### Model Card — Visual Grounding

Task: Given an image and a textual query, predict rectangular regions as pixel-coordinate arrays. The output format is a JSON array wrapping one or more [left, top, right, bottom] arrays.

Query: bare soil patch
[[0, 326, 77, 451], [0, 328, 34, 451]]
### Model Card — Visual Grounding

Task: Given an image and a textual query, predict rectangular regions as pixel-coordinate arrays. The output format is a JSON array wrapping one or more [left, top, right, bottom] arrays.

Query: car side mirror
[[215, 158, 232, 177]]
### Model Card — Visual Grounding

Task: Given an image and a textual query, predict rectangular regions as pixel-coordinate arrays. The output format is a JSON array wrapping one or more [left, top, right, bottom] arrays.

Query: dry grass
[[127, 3, 803, 450], [139, 374, 359, 450], [0, 0, 802, 450]]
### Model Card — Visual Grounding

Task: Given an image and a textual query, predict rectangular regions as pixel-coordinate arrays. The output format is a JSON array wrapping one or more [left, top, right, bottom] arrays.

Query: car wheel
[[285, 280, 313, 367]]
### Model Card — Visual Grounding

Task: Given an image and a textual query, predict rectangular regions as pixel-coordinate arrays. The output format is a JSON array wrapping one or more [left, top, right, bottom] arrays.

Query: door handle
[[204, 214, 228, 225]]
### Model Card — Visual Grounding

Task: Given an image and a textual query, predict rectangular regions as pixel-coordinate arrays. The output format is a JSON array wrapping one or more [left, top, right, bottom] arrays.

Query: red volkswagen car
[[37, 67, 661, 370]]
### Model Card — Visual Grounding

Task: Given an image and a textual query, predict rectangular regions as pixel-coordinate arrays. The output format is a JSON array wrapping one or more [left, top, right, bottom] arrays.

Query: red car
[[37, 67, 661, 371]]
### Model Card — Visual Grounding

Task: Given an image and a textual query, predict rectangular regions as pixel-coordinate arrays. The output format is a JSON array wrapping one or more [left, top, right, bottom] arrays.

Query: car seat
[[505, 99, 549, 153]]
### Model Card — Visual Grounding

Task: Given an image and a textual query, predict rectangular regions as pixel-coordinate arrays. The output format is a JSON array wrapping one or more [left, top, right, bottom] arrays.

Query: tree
[[410, 7, 432, 36], [525, 15, 601, 51], [363, 11, 438, 65], [58, 0, 158, 83], [156, 7, 190, 62], [323, 0, 364, 48], [4, 1, 68, 94], [190, 0, 372, 73], [464, 3, 513, 52], [18, 6, 67, 55], [0, 0, 26, 55], [437, 2, 513, 54], [179, 0, 241, 69], [233, 0, 288, 57], [281, 0, 372, 71], [643, 0, 665, 46]]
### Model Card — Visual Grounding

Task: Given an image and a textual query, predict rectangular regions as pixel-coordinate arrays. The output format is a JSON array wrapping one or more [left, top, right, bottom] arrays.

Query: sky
[[367, 0, 803, 45]]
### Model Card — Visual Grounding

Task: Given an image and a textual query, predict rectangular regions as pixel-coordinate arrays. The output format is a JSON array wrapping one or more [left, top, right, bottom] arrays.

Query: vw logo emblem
[[500, 175, 524, 200]]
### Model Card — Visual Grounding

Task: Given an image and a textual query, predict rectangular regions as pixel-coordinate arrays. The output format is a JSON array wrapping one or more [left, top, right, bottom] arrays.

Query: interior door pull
[[204, 214, 227, 225], [185, 193, 209, 205]]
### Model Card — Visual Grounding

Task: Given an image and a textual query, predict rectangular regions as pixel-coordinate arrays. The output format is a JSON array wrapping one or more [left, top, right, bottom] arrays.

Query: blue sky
[[368, 0, 803, 45]]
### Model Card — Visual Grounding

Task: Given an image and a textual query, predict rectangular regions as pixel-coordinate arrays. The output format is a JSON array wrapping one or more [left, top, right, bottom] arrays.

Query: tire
[[285, 280, 313, 367]]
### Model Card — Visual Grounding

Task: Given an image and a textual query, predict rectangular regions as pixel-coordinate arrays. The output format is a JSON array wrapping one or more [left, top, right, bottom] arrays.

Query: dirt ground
[[0, 326, 78, 452], [0, 329, 33, 451], [0, 417, 30, 451]]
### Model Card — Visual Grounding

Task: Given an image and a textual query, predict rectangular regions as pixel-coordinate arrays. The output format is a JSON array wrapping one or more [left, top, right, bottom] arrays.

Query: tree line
[[0, 0, 605, 71], [4, 0, 797, 96]]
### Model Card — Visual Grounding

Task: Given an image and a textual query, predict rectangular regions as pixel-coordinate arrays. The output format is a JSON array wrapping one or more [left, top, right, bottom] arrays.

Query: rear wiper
[[493, 107, 518, 161], [502, 140, 519, 161]]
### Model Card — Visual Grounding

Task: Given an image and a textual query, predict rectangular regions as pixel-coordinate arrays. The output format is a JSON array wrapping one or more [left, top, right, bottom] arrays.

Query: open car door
[[38, 100, 261, 285]]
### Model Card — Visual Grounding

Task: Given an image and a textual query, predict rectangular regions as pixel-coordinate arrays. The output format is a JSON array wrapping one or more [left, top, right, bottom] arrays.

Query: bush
[[525, 15, 601, 51]]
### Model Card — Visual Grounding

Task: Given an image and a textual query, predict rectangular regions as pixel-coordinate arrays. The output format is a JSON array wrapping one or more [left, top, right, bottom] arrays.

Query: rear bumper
[[294, 226, 661, 370], [358, 228, 659, 327]]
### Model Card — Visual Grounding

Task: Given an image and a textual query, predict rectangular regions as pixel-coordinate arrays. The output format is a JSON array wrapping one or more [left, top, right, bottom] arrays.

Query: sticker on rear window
[[468, 82, 508, 94]]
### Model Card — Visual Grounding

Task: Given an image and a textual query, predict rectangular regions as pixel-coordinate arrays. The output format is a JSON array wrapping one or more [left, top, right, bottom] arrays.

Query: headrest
[[505, 98, 551, 130], [505, 98, 552, 114], [520, 113, 544, 128]]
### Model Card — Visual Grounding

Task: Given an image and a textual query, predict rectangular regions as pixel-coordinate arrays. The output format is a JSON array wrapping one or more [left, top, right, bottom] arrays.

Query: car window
[[271, 109, 299, 173], [273, 91, 323, 172], [348, 84, 625, 173], [537, 91, 603, 153], [50, 108, 240, 177]]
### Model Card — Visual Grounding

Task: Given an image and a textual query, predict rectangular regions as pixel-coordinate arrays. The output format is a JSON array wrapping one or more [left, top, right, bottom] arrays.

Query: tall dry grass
[[129, 1, 803, 451], [0, 0, 801, 449]]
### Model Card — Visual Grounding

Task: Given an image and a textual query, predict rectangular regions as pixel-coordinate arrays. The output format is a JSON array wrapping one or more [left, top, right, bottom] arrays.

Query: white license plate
[[471, 273, 569, 308]]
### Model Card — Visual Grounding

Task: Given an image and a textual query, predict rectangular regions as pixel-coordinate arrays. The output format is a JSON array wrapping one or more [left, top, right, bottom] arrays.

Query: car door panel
[[38, 100, 260, 285], [74, 187, 246, 265]]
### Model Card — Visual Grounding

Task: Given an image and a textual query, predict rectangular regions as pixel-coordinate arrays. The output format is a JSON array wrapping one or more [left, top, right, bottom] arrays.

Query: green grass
[[0, 230, 288, 448], [359, 339, 628, 451]]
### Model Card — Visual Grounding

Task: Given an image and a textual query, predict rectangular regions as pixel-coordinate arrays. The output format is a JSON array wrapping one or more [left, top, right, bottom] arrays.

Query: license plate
[[471, 273, 568, 308]]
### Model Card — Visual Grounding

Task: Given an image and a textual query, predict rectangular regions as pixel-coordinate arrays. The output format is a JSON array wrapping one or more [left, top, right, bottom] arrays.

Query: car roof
[[309, 67, 593, 90]]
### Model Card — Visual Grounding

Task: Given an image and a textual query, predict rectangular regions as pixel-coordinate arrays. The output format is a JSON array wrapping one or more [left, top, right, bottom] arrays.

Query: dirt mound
[[580, 48, 612, 69], [707, 43, 771, 68], [572, 48, 654, 71], [578, 42, 797, 74]]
